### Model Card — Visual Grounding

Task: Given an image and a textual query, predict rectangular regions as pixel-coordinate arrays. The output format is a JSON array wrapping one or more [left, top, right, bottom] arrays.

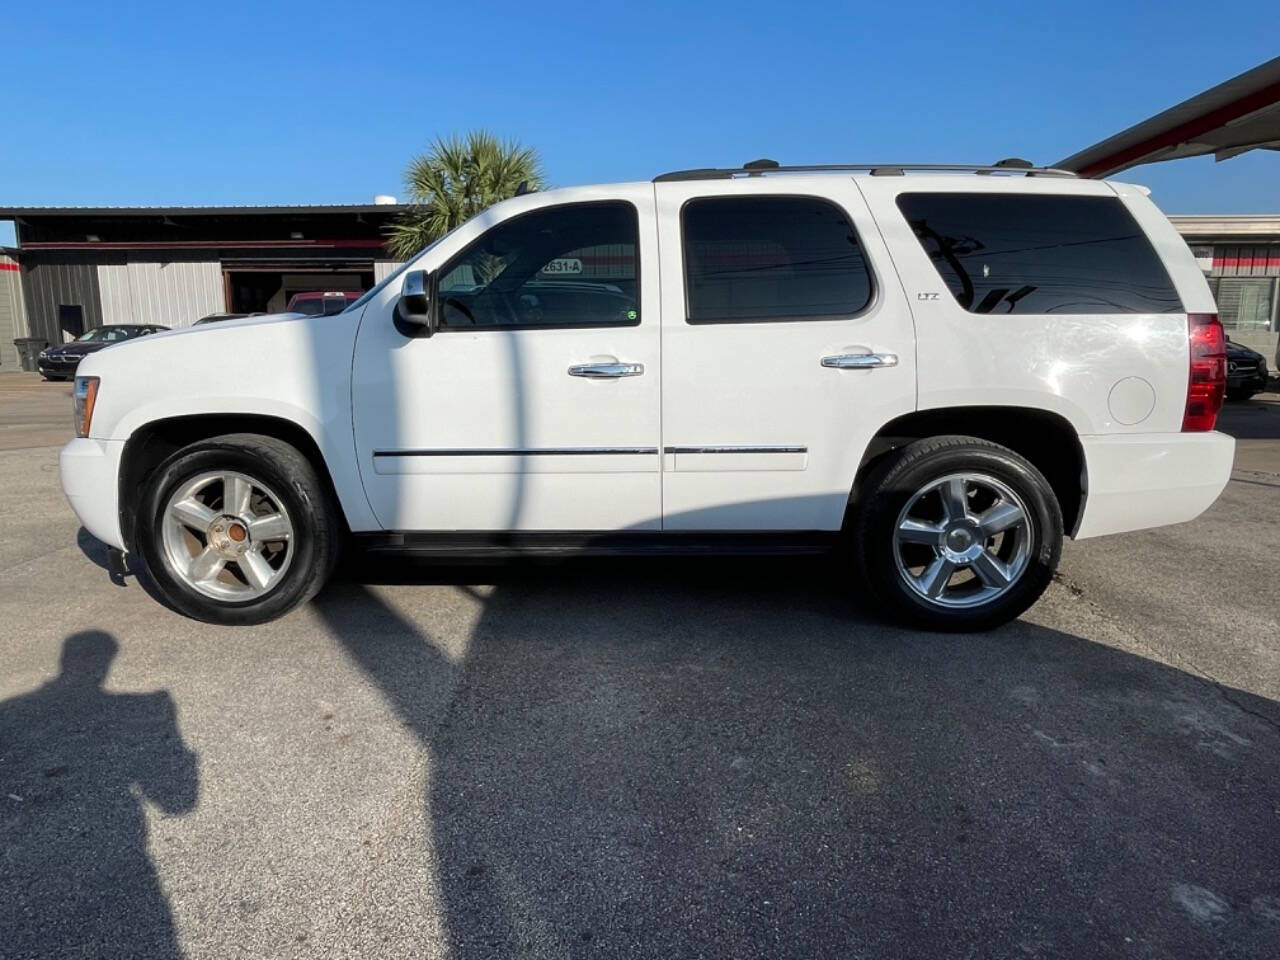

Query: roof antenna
[[515, 180, 530, 196], [993, 157, 1033, 168]]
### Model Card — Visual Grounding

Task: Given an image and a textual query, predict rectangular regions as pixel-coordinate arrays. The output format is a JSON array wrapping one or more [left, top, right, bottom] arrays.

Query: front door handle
[[821, 353, 899, 370], [568, 362, 644, 379]]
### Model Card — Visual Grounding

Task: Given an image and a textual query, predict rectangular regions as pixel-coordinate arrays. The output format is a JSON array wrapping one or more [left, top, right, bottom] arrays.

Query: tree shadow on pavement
[[0, 631, 198, 959], [315, 558, 1280, 959]]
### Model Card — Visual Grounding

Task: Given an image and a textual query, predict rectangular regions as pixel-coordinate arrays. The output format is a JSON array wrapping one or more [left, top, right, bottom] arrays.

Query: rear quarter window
[[896, 193, 1182, 315]]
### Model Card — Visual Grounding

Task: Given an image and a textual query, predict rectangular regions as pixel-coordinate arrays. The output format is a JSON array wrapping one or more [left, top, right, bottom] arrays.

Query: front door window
[[438, 202, 639, 330]]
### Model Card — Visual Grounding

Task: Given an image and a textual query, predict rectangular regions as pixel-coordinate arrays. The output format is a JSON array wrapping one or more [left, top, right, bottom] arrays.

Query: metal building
[[0, 204, 406, 345], [1170, 215, 1280, 357]]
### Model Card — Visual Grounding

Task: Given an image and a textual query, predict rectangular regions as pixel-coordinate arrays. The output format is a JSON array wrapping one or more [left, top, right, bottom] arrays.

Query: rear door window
[[896, 193, 1182, 315], [682, 196, 873, 323]]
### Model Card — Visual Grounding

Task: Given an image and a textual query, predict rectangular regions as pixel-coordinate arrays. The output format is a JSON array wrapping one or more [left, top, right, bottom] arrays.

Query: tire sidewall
[[137, 441, 325, 624], [858, 442, 1062, 631]]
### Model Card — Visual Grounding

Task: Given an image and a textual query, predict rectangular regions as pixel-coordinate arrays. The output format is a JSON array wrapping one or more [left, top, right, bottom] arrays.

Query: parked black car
[[1225, 336, 1270, 400], [37, 325, 168, 380]]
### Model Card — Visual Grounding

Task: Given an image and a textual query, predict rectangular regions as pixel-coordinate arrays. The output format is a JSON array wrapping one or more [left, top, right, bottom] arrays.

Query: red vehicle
[[285, 290, 363, 316]]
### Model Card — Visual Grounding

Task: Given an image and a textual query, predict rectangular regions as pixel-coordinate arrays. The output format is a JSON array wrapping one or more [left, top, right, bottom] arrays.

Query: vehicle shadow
[[306, 216, 1279, 958], [76, 525, 131, 586], [314, 559, 1280, 959], [0, 631, 198, 958], [1217, 399, 1280, 440]]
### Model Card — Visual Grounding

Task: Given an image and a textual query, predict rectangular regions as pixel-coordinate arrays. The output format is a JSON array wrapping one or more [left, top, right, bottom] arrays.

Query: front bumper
[[60, 438, 126, 550], [38, 356, 82, 378], [1227, 366, 1268, 391], [1073, 431, 1235, 540]]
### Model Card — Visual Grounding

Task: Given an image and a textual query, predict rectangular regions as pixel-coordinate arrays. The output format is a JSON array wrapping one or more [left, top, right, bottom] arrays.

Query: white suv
[[59, 161, 1234, 630]]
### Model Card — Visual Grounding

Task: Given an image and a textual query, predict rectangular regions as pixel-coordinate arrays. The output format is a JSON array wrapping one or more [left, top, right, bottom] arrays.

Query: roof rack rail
[[653, 160, 1077, 182]]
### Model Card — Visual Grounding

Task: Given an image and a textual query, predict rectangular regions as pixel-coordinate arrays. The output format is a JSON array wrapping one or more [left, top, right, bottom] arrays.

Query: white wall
[[0, 256, 27, 368], [98, 261, 224, 329]]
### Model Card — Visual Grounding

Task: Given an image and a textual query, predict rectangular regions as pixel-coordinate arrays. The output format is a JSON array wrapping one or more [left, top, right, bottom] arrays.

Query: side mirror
[[395, 270, 434, 336]]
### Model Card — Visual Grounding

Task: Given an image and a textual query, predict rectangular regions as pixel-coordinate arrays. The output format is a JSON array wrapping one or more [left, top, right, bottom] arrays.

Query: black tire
[[1226, 388, 1256, 402], [135, 433, 340, 624], [849, 435, 1062, 632]]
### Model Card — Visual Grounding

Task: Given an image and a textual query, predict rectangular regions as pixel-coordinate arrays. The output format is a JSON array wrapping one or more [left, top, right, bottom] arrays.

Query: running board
[[352, 531, 840, 559]]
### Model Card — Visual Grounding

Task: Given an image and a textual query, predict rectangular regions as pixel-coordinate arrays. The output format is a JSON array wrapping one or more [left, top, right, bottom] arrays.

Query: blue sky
[[2, 1, 1278, 246]]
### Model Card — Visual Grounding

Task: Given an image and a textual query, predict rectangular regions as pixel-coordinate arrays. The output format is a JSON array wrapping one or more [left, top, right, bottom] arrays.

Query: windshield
[[75, 327, 132, 342], [342, 227, 460, 314], [290, 299, 328, 317]]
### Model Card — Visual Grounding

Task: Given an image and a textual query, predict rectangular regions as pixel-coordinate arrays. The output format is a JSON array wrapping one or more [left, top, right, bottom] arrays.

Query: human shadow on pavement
[[316, 557, 1280, 960], [0, 631, 198, 959]]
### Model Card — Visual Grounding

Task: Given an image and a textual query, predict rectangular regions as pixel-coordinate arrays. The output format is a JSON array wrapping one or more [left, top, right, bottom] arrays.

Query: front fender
[[78, 314, 380, 534]]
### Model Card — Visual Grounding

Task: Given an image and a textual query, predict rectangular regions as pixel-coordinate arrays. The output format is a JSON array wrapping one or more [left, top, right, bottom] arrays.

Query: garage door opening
[[223, 270, 374, 315]]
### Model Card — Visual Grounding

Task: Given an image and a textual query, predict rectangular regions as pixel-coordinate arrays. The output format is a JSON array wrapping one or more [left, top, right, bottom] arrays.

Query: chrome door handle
[[821, 353, 899, 369], [568, 362, 644, 379]]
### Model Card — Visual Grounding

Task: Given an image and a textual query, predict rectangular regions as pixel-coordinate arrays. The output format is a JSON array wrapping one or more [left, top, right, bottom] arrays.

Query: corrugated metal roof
[[0, 203, 409, 217]]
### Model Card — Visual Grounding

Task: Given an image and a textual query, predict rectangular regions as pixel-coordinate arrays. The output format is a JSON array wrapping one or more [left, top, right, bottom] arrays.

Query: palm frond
[[388, 129, 546, 259]]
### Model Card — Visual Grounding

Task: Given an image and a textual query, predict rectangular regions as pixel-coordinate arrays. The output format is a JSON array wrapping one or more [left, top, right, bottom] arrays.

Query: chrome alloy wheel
[[892, 472, 1032, 609], [160, 470, 295, 602]]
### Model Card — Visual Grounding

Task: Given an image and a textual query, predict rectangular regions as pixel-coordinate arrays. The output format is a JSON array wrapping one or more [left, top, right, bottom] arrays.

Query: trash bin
[[14, 337, 49, 373]]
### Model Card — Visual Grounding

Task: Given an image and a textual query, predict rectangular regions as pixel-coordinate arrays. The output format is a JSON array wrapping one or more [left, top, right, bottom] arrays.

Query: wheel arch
[[118, 413, 351, 552], [850, 405, 1087, 537]]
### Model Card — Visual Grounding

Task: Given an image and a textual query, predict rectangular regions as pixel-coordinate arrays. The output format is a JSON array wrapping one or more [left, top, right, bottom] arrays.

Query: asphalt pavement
[[1, 372, 1277, 959]]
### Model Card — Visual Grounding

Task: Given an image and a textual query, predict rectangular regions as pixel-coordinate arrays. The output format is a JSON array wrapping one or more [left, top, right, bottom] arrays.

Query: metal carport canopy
[[1058, 56, 1280, 178]]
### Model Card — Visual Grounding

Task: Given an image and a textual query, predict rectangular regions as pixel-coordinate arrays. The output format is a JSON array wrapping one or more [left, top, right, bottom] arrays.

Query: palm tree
[[386, 130, 545, 260]]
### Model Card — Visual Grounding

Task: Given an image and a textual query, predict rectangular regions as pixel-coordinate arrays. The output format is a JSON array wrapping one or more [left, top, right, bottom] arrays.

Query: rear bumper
[[60, 438, 126, 550], [1073, 431, 1234, 540]]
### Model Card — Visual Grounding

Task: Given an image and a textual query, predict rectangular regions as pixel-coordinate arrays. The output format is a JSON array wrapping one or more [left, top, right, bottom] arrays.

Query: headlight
[[73, 376, 99, 438]]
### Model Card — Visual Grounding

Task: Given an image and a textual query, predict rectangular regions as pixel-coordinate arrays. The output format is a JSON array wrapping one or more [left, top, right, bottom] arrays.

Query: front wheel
[[850, 436, 1063, 631], [136, 434, 340, 624]]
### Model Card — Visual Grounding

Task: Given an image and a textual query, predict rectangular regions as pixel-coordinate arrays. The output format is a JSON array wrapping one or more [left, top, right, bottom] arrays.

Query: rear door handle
[[821, 353, 898, 370], [568, 362, 644, 379]]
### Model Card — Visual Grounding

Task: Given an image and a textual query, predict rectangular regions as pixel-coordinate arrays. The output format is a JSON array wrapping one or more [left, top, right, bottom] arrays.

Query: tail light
[[1182, 313, 1226, 432]]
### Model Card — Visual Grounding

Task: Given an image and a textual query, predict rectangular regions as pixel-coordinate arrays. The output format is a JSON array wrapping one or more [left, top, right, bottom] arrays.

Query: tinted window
[[896, 193, 1181, 315], [75, 325, 130, 342], [682, 196, 872, 323], [438, 202, 639, 330]]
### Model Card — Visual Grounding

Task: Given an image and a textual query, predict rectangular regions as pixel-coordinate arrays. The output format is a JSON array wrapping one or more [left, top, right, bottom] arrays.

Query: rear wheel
[[136, 434, 339, 624], [850, 436, 1062, 631]]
